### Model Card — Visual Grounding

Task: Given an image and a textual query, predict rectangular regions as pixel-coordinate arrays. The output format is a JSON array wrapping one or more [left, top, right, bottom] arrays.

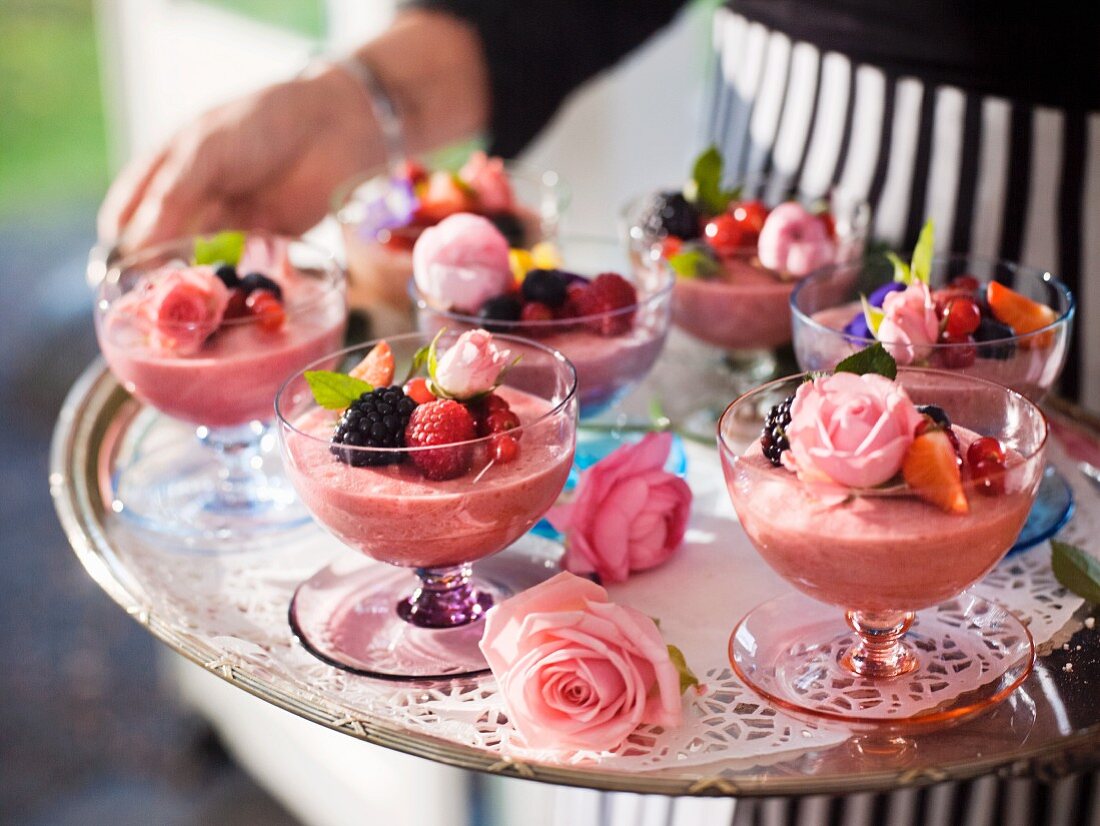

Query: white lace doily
[[106, 429, 1095, 773]]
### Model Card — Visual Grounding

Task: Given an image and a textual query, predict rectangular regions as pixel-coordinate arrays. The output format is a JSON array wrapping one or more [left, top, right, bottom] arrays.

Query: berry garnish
[[521, 301, 554, 324], [966, 437, 1007, 496], [569, 273, 638, 336], [478, 294, 523, 324], [950, 274, 981, 292], [943, 295, 982, 338], [916, 404, 951, 430], [729, 200, 768, 241], [486, 212, 526, 248], [491, 433, 520, 464], [330, 387, 418, 467], [349, 340, 395, 387], [403, 377, 436, 405], [245, 290, 285, 332], [986, 281, 1056, 348], [470, 393, 518, 436], [405, 399, 477, 480], [974, 317, 1017, 360], [223, 288, 249, 319], [902, 429, 969, 514], [521, 269, 569, 308], [397, 159, 427, 185], [966, 436, 1005, 466], [915, 405, 961, 462], [761, 393, 794, 467], [935, 332, 977, 369], [660, 236, 683, 258], [240, 272, 283, 302], [416, 171, 475, 222], [703, 214, 748, 257], [641, 191, 702, 240], [215, 264, 240, 289]]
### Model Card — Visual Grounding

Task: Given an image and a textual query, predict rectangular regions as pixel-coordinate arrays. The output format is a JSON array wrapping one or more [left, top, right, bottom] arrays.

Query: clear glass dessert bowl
[[334, 161, 569, 316], [791, 253, 1075, 550], [411, 236, 674, 418], [276, 332, 578, 679], [718, 368, 1048, 725], [94, 232, 347, 548]]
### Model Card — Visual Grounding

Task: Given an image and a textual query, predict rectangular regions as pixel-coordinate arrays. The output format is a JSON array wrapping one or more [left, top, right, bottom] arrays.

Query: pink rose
[[433, 328, 511, 399], [876, 282, 940, 365], [757, 201, 836, 277], [548, 432, 691, 584], [148, 265, 229, 354], [782, 372, 923, 488], [459, 151, 515, 213], [479, 572, 682, 753], [413, 213, 513, 313]]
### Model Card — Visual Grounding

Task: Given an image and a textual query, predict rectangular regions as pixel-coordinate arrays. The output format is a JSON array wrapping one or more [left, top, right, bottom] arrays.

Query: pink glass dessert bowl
[[718, 368, 1048, 724], [276, 332, 578, 679]]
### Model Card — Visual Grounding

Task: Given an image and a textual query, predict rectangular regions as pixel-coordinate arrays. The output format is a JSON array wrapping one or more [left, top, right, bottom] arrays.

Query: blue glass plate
[[1008, 465, 1075, 554]]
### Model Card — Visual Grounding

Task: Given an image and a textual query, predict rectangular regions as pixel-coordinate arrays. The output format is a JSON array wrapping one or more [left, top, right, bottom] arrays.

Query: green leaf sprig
[[667, 244, 720, 279], [193, 231, 246, 267], [683, 145, 740, 216], [861, 219, 935, 335], [834, 342, 898, 380], [667, 644, 700, 694], [1051, 540, 1100, 604], [304, 371, 372, 410]]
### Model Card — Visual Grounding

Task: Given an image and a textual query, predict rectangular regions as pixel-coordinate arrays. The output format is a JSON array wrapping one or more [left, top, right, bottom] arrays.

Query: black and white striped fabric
[[704, 8, 1100, 410], [546, 772, 1099, 826]]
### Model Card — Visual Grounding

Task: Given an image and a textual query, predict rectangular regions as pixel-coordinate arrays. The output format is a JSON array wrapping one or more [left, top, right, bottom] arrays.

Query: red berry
[[404, 400, 476, 480], [486, 409, 520, 434], [224, 288, 249, 320], [944, 296, 982, 337], [245, 290, 285, 332], [569, 273, 638, 336], [730, 200, 769, 240], [484, 393, 510, 412], [966, 436, 1005, 466], [403, 377, 436, 405], [950, 274, 981, 292], [660, 236, 683, 258], [491, 434, 520, 464], [703, 214, 749, 258], [817, 211, 837, 239], [469, 393, 515, 436], [935, 332, 977, 368], [970, 456, 1006, 496], [398, 158, 427, 185], [520, 301, 555, 323]]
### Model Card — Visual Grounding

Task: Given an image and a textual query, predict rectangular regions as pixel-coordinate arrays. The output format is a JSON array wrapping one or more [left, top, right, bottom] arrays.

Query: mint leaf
[[835, 342, 897, 379], [910, 219, 934, 285], [668, 247, 720, 279], [667, 644, 699, 695], [194, 231, 246, 266], [886, 251, 912, 285], [1051, 540, 1100, 604], [404, 342, 431, 383], [685, 145, 737, 216], [304, 371, 372, 410]]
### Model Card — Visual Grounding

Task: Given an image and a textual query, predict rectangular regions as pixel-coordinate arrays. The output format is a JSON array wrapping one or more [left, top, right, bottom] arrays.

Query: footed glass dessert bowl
[[718, 367, 1048, 725], [276, 331, 578, 679], [791, 252, 1075, 551], [94, 232, 347, 549]]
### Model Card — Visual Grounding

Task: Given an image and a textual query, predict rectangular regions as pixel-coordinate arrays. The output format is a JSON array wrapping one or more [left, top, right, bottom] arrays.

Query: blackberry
[[761, 393, 795, 467], [974, 317, 1016, 360], [521, 269, 569, 308], [240, 271, 283, 302], [641, 191, 701, 241], [214, 264, 240, 289], [486, 212, 526, 247], [916, 404, 951, 429], [330, 387, 418, 467], [478, 294, 523, 327]]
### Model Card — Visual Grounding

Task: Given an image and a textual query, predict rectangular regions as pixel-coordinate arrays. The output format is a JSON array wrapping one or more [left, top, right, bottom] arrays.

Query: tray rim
[[49, 360, 1100, 798]]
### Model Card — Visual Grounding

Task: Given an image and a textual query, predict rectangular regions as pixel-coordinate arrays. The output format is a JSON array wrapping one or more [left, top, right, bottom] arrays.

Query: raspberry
[[405, 399, 477, 480], [569, 273, 638, 336]]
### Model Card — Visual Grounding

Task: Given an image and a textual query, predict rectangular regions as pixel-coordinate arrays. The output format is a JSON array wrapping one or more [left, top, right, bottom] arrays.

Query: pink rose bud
[[757, 201, 836, 277], [149, 265, 229, 354], [433, 328, 511, 400], [876, 282, 940, 365], [479, 572, 683, 753], [458, 151, 515, 213], [413, 213, 513, 314], [781, 372, 924, 488], [548, 432, 691, 583]]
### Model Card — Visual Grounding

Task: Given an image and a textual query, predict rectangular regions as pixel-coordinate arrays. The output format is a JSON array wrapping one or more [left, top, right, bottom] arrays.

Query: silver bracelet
[[331, 55, 405, 167]]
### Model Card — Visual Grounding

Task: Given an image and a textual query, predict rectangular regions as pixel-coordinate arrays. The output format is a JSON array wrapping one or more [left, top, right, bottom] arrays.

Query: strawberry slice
[[415, 171, 475, 223], [902, 430, 969, 514], [986, 282, 1056, 349], [350, 340, 395, 387]]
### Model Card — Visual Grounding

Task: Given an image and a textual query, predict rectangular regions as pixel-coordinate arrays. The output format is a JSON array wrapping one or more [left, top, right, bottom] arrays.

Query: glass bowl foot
[[730, 592, 1034, 726]]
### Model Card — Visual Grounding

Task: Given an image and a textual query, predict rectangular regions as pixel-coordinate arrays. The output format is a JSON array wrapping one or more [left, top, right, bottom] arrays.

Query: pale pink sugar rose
[[757, 201, 836, 277], [458, 151, 515, 213], [433, 328, 511, 399], [548, 432, 691, 584], [876, 282, 940, 365], [479, 572, 682, 753], [781, 372, 924, 488], [413, 213, 513, 313], [145, 265, 229, 354]]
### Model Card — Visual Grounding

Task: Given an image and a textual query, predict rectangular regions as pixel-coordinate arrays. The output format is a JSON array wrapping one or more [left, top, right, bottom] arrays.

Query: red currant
[[520, 302, 554, 323], [729, 200, 769, 240], [245, 290, 285, 332], [935, 332, 976, 368], [491, 434, 520, 464], [944, 296, 982, 337], [703, 214, 748, 257], [970, 456, 1006, 496], [223, 288, 249, 320], [966, 436, 1005, 466], [950, 274, 981, 292], [660, 236, 683, 258], [486, 409, 520, 433]]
